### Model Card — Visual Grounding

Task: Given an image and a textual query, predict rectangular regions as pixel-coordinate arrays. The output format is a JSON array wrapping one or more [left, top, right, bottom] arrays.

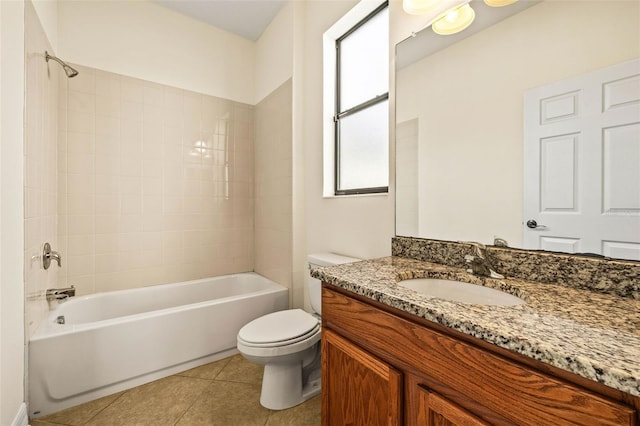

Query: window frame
[[333, 1, 389, 196]]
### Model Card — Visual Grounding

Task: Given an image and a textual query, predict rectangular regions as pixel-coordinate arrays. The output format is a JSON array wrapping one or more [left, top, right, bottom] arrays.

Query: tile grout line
[[171, 378, 217, 426], [170, 359, 231, 426], [81, 390, 128, 425], [211, 377, 263, 386], [263, 408, 276, 426]]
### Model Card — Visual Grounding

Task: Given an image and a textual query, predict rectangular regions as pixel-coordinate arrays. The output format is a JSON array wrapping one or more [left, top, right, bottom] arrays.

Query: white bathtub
[[28, 273, 288, 418]]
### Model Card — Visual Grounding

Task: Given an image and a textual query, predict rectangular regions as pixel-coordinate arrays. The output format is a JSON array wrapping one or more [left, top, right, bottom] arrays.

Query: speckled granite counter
[[311, 256, 640, 397]]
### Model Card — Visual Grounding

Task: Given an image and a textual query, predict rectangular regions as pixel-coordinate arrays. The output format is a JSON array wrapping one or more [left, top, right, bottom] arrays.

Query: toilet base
[[259, 363, 321, 410], [258, 344, 322, 410]]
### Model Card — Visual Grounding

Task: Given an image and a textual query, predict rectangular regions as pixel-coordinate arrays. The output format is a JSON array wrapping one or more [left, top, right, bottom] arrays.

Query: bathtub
[[28, 273, 288, 418]]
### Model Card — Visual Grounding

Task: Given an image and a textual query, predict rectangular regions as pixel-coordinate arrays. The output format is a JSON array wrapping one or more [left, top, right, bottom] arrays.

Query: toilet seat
[[238, 323, 320, 348], [238, 309, 319, 348]]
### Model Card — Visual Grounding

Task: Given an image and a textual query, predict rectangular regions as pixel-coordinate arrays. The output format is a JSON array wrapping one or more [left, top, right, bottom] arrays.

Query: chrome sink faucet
[[46, 286, 75, 302], [461, 242, 504, 279]]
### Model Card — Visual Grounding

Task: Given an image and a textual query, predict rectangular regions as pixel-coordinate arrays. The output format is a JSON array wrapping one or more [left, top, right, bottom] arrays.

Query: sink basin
[[398, 278, 525, 306]]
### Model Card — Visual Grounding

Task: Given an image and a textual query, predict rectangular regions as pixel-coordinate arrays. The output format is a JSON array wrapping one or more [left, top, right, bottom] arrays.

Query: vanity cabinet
[[321, 286, 638, 426]]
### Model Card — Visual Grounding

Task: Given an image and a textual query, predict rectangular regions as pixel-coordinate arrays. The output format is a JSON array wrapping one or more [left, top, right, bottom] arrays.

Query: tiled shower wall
[[57, 66, 254, 295], [24, 1, 59, 338], [254, 80, 293, 296]]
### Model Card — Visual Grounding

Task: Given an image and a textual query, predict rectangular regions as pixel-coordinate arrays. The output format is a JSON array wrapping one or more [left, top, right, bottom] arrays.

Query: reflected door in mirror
[[523, 59, 640, 261]]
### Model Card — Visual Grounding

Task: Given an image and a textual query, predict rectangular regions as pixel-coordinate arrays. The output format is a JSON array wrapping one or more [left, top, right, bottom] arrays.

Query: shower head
[[62, 64, 79, 78], [45, 51, 79, 78]]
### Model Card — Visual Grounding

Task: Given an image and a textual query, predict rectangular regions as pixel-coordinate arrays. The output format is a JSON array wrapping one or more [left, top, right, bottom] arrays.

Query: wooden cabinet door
[[322, 328, 402, 426], [416, 385, 490, 426]]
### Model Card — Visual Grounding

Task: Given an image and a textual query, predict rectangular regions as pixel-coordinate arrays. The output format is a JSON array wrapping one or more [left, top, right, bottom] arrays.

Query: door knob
[[526, 219, 547, 229]]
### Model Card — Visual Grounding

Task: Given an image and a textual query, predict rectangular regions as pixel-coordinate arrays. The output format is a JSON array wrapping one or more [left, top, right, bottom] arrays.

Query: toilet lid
[[238, 309, 319, 345]]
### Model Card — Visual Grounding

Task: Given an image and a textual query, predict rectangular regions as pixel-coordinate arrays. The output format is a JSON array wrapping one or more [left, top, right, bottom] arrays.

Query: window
[[334, 2, 389, 195]]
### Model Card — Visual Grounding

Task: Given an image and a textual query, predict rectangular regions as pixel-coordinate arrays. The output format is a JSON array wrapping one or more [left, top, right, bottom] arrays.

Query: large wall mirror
[[395, 0, 640, 260]]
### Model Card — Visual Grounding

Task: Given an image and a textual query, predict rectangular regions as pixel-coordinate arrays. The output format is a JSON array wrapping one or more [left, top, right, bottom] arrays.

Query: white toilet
[[237, 253, 360, 410]]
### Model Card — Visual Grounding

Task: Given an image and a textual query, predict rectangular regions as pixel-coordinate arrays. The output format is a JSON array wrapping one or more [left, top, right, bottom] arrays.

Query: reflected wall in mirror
[[395, 0, 640, 260]]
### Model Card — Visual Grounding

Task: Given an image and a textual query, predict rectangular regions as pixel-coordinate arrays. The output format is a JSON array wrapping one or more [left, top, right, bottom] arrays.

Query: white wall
[[31, 0, 58, 52], [304, 0, 394, 263], [0, 1, 27, 424], [291, 2, 308, 310], [255, 2, 294, 104], [58, 0, 255, 104], [255, 0, 398, 310]]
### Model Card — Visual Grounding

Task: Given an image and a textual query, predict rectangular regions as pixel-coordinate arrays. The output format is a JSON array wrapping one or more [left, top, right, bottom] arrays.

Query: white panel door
[[524, 59, 640, 260]]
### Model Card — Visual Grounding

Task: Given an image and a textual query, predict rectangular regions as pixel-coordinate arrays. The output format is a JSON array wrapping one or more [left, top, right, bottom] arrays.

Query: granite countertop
[[311, 256, 640, 397]]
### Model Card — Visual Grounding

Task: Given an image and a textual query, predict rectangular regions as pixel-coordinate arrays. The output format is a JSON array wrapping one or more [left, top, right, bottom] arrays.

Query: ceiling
[[152, 0, 286, 41]]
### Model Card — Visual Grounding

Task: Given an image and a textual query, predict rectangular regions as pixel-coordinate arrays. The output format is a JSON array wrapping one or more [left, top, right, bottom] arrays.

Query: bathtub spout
[[46, 286, 75, 302]]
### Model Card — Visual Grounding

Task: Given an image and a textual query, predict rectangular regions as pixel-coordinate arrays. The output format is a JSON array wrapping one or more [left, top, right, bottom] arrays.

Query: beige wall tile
[[68, 90, 95, 115], [95, 233, 119, 254], [95, 70, 121, 98], [57, 65, 258, 294], [96, 95, 121, 118], [143, 84, 164, 106], [121, 77, 144, 103], [67, 132, 95, 155], [67, 274, 95, 296], [95, 156, 120, 177], [68, 254, 95, 277], [96, 215, 119, 234], [142, 214, 163, 232], [67, 65, 95, 94], [121, 100, 143, 122], [96, 114, 120, 138], [95, 253, 119, 274], [254, 80, 293, 290], [67, 193, 95, 216]]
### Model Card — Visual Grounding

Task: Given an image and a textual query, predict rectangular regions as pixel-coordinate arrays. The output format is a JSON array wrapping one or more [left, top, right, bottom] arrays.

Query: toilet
[[237, 252, 361, 410]]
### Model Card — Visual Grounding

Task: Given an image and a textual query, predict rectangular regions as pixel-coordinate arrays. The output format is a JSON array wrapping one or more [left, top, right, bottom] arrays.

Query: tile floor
[[30, 354, 321, 426]]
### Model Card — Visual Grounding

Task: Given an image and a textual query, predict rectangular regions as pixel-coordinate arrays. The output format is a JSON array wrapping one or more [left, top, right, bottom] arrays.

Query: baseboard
[[12, 402, 28, 426]]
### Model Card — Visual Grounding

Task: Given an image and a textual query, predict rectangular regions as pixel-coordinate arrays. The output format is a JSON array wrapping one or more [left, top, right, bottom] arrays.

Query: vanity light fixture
[[402, 0, 476, 36], [432, 3, 475, 35], [484, 0, 518, 6], [403, 0, 450, 16]]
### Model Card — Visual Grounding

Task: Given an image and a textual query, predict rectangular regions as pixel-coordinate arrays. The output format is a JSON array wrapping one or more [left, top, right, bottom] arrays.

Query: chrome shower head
[[62, 64, 79, 78], [45, 51, 79, 78]]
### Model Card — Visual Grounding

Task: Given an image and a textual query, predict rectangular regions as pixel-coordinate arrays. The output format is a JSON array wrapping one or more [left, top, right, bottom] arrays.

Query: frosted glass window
[[338, 100, 389, 191], [338, 7, 389, 111], [334, 1, 389, 195]]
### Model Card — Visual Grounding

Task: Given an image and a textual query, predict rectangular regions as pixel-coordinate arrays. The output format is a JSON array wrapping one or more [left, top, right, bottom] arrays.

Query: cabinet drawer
[[323, 287, 636, 426]]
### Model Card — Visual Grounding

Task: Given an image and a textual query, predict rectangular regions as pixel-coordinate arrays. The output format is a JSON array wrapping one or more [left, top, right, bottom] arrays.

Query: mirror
[[395, 0, 640, 260]]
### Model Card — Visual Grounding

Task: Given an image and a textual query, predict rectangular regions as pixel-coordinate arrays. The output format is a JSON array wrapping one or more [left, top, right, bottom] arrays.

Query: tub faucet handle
[[43, 242, 62, 270]]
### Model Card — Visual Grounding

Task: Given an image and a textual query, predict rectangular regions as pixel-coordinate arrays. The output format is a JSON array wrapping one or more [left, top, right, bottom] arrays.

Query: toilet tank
[[308, 253, 361, 314]]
